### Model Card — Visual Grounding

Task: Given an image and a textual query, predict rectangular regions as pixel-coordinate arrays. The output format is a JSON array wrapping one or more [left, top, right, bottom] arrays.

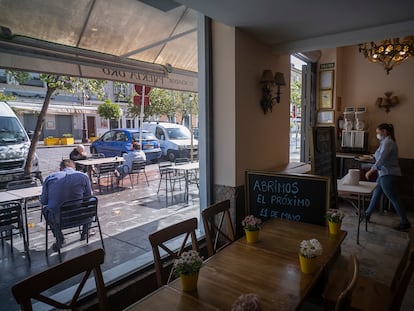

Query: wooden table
[[126, 218, 346, 311], [5, 186, 43, 246], [75, 157, 124, 183], [337, 179, 377, 244], [169, 162, 199, 203]]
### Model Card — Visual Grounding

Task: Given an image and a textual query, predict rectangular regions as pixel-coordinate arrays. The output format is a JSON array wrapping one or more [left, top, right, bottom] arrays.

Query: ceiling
[[0, 0, 414, 80]]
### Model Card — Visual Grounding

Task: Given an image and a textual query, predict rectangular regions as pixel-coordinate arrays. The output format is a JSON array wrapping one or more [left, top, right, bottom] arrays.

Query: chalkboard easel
[[245, 171, 330, 226]]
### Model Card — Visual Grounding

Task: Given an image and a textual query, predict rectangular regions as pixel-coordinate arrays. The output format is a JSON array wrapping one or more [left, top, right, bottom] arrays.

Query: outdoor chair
[[44, 196, 105, 261], [96, 162, 117, 193], [127, 159, 149, 188], [12, 248, 109, 311], [90, 153, 105, 158], [202, 200, 235, 258], [0, 202, 30, 261], [148, 217, 199, 288], [157, 161, 185, 201]]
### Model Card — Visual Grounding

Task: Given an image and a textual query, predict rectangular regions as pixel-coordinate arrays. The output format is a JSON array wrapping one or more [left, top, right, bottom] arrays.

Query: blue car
[[90, 128, 161, 163]]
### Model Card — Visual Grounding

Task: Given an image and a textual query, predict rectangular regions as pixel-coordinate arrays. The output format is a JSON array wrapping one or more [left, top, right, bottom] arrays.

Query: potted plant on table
[[242, 215, 262, 243], [326, 209, 345, 235], [173, 250, 203, 291], [299, 238, 323, 274]]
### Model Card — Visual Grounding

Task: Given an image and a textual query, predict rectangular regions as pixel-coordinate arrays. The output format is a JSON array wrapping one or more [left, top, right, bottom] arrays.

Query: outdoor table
[[169, 162, 199, 203], [337, 179, 377, 244], [5, 186, 43, 246], [75, 156, 124, 184], [126, 218, 347, 311], [0, 191, 21, 203]]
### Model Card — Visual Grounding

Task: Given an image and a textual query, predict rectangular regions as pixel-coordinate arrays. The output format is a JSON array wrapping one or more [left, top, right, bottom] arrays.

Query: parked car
[[0, 101, 42, 188], [143, 122, 198, 161], [90, 128, 161, 163]]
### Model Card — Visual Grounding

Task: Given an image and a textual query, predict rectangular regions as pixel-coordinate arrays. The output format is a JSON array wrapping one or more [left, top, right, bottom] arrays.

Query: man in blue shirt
[[40, 159, 93, 251], [115, 142, 146, 182]]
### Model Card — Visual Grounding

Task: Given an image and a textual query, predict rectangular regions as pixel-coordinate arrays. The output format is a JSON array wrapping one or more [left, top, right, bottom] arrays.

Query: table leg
[[357, 194, 361, 244], [23, 199, 30, 247], [185, 170, 189, 203]]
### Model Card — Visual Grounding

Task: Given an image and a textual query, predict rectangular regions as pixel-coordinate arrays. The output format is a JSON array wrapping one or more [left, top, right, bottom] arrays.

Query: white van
[[0, 102, 41, 188], [143, 122, 198, 161]]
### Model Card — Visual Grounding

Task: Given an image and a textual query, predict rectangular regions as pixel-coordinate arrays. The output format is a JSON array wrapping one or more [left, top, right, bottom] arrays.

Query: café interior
[[1, 0, 414, 310]]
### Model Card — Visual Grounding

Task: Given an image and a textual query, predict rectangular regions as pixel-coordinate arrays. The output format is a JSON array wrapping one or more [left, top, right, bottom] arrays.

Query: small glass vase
[[245, 229, 260, 243], [298, 254, 318, 274], [180, 271, 199, 291], [328, 220, 341, 235]]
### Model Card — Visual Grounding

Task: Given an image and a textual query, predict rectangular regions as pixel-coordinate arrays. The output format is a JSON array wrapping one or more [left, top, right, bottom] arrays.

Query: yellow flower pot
[[328, 221, 341, 235], [60, 137, 74, 145], [89, 136, 98, 142], [44, 137, 60, 146], [180, 272, 199, 291], [245, 229, 260, 243], [299, 254, 318, 274]]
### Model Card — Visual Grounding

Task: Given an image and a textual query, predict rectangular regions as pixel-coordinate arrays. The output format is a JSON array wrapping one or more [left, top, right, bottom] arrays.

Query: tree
[[97, 99, 122, 125], [6, 71, 106, 177], [290, 80, 302, 110]]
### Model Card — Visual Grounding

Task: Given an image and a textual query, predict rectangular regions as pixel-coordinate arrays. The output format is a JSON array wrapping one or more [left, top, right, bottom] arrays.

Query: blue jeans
[[365, 175, 409, 225]]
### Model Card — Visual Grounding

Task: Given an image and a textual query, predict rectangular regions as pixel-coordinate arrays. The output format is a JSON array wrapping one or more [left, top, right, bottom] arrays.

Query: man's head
[[132, 142, 141, 150], [76, 144, 85, 153], [60, 159, 76, 170]]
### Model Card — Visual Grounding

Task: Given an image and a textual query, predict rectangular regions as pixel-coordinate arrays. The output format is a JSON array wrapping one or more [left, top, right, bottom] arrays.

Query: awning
[[6, 101, 98, 115]]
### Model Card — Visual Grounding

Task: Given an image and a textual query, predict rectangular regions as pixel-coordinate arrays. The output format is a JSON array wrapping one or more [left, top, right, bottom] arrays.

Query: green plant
[[326, 209, 345, 223], [242, 215, 262, 231], [61, 133, 73, 138], [173, 250, 203, 276]]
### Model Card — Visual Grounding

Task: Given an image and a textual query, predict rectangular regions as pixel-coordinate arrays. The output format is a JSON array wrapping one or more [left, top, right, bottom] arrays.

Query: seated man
[[69, 144, 88, 172], [115, 142, 146, 181], [40, 159, 93, 251]]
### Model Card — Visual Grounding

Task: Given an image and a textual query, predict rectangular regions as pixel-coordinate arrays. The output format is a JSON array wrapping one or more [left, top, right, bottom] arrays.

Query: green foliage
[[97, 99, 122, 120], [290, 80, 302, 108], [5, 70, 30, 84], [0, 91, 15, 101]]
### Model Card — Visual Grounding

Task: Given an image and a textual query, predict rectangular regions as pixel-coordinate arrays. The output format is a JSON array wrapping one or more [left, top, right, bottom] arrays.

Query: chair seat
[[350, 276, 392, 310]]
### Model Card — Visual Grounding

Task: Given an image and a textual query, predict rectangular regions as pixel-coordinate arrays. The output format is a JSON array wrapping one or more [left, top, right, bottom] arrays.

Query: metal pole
[[82, 88, 88, 143], [139, 85, 145, 146]]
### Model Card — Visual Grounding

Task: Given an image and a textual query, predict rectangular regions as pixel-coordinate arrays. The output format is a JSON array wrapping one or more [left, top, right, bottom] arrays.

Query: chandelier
[[358, 36, 414, 74]]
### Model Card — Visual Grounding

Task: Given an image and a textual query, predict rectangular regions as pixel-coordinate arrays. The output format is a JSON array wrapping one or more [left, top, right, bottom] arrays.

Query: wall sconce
[[375, 92, 399, 113], [260, 70, 286, 114]]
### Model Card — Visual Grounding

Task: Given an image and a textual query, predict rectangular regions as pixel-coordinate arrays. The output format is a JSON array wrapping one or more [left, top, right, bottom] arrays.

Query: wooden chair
[[12, 248, 109, 311], [0, 202, 30, 260], [127, 159, 149, 187], [202, 200, 235, 257], [44, 196, 105, 260], [333, 254, 359, 311], [148, 217, 199, 288]]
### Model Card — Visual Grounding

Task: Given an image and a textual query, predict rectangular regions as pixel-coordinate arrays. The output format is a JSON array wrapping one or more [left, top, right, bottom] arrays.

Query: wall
[[339, 45, 414, 158]]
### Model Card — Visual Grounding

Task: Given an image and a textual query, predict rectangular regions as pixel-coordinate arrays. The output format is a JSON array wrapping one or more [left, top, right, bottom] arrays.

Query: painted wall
[[211, 22, 291, 187], [339, 45, 414, 158]]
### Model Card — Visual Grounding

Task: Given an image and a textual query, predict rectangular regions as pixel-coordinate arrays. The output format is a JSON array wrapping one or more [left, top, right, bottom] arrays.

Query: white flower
[[300, 239, 323, 258]]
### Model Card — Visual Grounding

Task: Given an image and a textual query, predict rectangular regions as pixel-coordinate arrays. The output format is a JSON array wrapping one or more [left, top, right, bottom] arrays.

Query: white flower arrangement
[[173, 250, 203, 276], [300, 239, 323, 259], [231, 293, 262, 311], [326, 209, 345, 224]]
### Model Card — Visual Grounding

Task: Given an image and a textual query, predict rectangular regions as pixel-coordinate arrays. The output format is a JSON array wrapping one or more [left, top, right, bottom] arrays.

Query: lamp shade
[[260, 70, 274, 83], [274, 72, 286, 86]]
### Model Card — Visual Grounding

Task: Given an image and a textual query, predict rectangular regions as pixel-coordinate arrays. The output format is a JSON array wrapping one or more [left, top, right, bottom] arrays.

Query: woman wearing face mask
[[365, 123, 410, 231]]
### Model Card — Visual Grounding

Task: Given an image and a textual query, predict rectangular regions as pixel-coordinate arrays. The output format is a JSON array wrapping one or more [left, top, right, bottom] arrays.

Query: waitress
[[365, 123, 410, 231]]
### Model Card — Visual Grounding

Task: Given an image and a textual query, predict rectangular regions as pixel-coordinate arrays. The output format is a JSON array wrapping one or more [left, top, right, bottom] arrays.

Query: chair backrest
[[334, 254, 359, 311], [130, 159, 146, 173], [6, 178, 41, 190], [390, 248, 414, 310], [202, 200, 235, 257], [90, 153, 105, 158], [97, 162, 116, 175], [148, 217, 199, 288], [390, 240, 411, 291], [12, 248, 109, 311], [0, 201, 24, 233], [59, 196, 98, 230]]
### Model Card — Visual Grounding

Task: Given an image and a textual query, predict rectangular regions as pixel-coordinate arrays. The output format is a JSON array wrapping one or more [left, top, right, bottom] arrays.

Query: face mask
[[376, 134, 384, 140]]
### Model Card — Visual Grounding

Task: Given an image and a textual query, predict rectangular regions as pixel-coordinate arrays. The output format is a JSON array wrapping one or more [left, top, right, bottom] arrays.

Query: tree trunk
[[24, 86, 56, 176]]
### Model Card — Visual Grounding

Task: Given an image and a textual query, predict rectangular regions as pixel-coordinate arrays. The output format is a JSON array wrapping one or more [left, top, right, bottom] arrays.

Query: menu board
[[245, 171, 330, 226]]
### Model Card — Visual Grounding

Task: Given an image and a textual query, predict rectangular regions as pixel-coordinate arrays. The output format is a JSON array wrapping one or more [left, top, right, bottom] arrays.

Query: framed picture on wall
[[317, 110, 334, 124], [320, 70, 334, 89], [319, 89, 333, 109]]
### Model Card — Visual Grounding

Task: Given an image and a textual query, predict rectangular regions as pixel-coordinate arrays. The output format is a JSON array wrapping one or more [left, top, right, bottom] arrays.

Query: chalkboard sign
[[245, 171, 330, 226], [310, 126, 338, 209]]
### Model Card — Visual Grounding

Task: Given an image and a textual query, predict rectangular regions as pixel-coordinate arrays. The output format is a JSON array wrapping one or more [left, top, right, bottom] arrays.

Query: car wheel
[[167, 150, 176, 162], [90, 146, 97, 154]]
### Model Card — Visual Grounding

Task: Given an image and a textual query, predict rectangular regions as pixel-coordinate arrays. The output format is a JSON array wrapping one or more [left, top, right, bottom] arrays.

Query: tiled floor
[[1, 178, 414, 310]]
